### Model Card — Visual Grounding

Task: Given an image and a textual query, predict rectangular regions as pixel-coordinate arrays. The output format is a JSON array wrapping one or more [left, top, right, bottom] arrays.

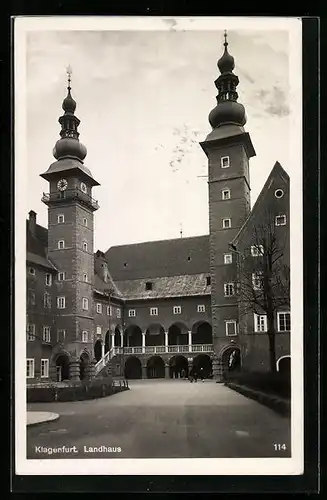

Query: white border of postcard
[[15, 15, 303, 476]]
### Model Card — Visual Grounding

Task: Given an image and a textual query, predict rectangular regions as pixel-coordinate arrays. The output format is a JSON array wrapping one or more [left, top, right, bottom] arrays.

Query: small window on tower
[[83, 218, 88, 227], [206, 276, 211, 286], [57, 214, 65, 224], [221, 156, 230, 168], [82, 241, 88, 252], [145, 281, 153, 291], [222, 218, 231, 229], [222, 189, 231, 200]]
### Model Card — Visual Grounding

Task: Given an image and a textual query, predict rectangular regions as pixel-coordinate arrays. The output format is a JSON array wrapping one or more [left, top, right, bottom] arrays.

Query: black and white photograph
[[15, 16, 303, 475]]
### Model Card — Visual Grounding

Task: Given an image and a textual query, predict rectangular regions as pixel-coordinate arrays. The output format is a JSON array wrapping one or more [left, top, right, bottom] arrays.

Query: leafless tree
[[233, 209, 290, 373]]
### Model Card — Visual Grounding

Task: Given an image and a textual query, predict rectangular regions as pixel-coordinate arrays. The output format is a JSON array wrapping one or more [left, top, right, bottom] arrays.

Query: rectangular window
[[83, 273, 88, 282], [254, 314, 268, 332], [82, 241, 88, 252], [96, 303, 102, 314], [225, 320, 237, 336], [224, 253, 232, 264], [29, 267, 36, 276], [221, 156, 230, 168], [128, 309, 136, 317], [145, 281, 153, 291], [44, 292, 51, 309], [45, 273, 52, 286], [29, 290, 36, 305], [58, 271, 65, 281], [96, 326, 102, 336], [222, 218, 231, 229], [107, 305, 112, 316], [42, 326, 51, 343], [173, 306, 182, 315], [222, 189, 231, 200], [57, 329, 66, 342], [83, 217, 88, 227], [57, 296, 66, 309], [197, 305, 206, 313], [41, 359, 49, 378], [58, 240, 65, 250], [251, 245, 264, 257], [27, 324, 35, 341], [116, 308, 121, 318], [26, 359, 35, 378], [224, 283, 235, 297], [150, 307, 158, 316], [82, 331, 88, 343], [252, 271, 263, 290], [82, 297, 89, 310], [277, 312, 291, 332], [57, 214, 64, 224], [275, 215, 287, 226]]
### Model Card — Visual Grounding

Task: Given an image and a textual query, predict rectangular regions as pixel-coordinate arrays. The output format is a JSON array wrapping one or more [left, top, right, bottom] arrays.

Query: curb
[[27, 412, 60, 427], [225, 382, 290, 417]]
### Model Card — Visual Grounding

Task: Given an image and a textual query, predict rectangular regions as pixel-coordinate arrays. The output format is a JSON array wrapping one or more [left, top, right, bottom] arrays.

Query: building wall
[[235, 167, 290, 371], [205, 139, 252, 360], [123, 296, 212, 335], [26, 264, 57, 380]]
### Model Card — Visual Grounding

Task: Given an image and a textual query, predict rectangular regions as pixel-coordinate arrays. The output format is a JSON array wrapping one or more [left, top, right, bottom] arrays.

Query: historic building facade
[[26, 35, 290, 383]]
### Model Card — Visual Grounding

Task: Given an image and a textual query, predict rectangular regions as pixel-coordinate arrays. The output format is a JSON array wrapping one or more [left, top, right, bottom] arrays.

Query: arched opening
[[114, 326, 121, 348], [169, 355, 188, 379], [94, 339, 102, 362], [168, 323, 188, 346], [193, 354, 212, 378], [124, 356, 142, 379], [221, 347, 241, 374], [124, 325, 142, 347], [147, 356, 165, 379], [277, 356, 291, 377], [192, 321, 213, 345], [79, 352, 90, 380], [105, 330, 110, 353], [55, 354, 70, 382], [146, 324, 165, 346]]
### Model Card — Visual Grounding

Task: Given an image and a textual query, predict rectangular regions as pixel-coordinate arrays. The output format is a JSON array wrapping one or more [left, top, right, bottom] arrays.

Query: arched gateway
[[193, 354, 212, 378], [169, 355, 188, 378], [147, 356, 165, 379], [55, 353, 70, 381], [125, 356, 142, 379]]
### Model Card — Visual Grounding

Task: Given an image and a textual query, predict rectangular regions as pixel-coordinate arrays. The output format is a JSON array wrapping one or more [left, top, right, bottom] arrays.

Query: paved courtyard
[[27, 379, 291, 459]]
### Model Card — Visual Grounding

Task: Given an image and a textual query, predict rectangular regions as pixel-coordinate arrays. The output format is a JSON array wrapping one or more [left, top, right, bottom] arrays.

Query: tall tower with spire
[[40, 69, 100, 379], [200, 32, 256, 379]]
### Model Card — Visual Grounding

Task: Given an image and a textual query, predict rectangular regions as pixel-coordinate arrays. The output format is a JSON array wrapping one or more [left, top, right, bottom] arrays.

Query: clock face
[[57, 179, 68, 191], [80, 182, 87, 193]]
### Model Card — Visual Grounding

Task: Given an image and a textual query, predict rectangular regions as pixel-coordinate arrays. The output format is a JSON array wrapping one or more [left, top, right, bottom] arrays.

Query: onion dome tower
[[200, 31, 256, 381]]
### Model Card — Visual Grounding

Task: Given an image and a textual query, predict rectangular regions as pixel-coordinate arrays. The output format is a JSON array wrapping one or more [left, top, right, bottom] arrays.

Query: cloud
[[254, 85, 289, 117]]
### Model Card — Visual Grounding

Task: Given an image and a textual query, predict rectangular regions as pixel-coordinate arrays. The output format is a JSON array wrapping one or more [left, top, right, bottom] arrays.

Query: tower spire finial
[[224, 29, 228, 48], [66, 64, 72, 90]]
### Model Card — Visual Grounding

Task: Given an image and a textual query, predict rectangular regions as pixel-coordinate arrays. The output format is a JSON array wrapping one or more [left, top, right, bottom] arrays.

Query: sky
[[25, 19, 293, 252]]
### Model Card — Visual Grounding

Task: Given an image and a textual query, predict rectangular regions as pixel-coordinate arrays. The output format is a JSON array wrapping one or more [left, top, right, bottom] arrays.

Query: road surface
[[27, 379, 291, 459]]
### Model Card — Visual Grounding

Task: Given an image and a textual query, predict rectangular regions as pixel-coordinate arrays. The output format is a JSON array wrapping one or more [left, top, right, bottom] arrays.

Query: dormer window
[[145, 281, 153, 291], [221, 156, 230, 168]]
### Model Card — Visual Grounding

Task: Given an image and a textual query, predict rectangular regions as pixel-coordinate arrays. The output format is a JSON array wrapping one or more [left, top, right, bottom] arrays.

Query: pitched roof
[[93, 273, 123, 300], [115, 273, 211, 301], [26, 221, 57, 270], [231, 161, 289, 246], [40, 158, 100, 186], [105, 235, 210, 281], [26, 252, 57, 271]]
